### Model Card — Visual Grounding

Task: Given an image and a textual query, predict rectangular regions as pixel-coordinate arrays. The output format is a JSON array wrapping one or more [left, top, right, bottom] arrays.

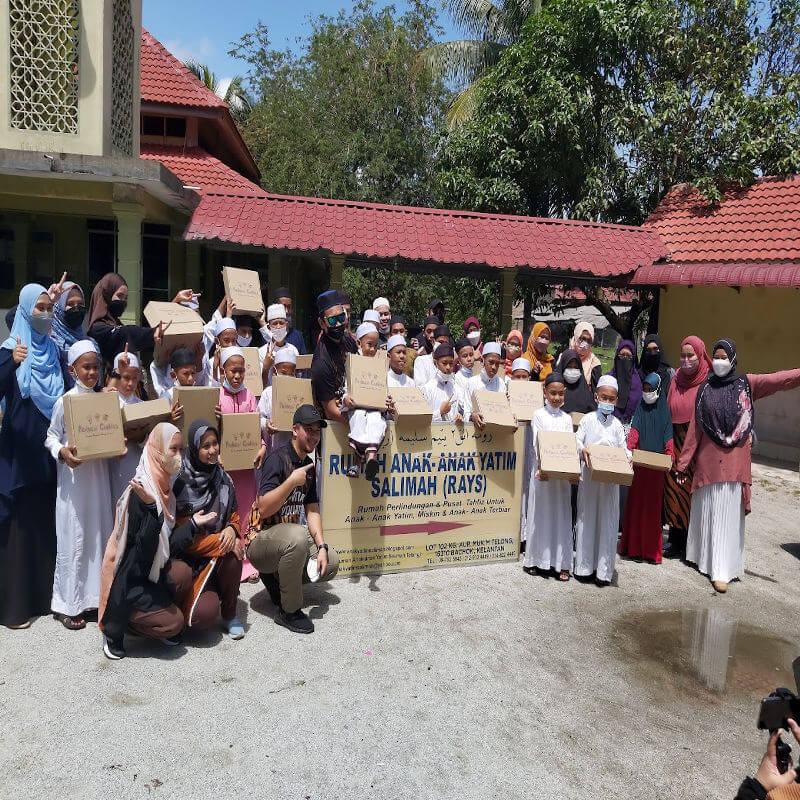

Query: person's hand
[[47, 271, 68, 302], [386, 395, 396, 416], [102, 386, 118, 393], [129, 479, 155, 505], [440, 398, 452, 417], [219, 526, 237, 554], [535, 469, 548, 482], [675, 470, 688, 485], [342, 394, 356, 410], [232, 538, 244, 560], [454, 413, 464, 424], [266, 420, 278, 435], [153, 320, 172, 345], [228, 299, 238, 317], [214, 404, 222, 426], [60, 445, 82, 468], [317, 546, 328, 578], [582, 449, 591, 467], [531, 361, 542, 375], [212, 348, 221, 382], [261, 342, 275, 374], [117, 342, 131, 369], [254, 444, 267, 469], [471, 412, 485, 430], [171, 401, 184, 423], [12, 336, 27, 365], [173, 289, 200, 305], [288, 462, 315, 489], [755, 721, 800, 791], [193, 509, 218, 528], [257, 309, 267, 329]]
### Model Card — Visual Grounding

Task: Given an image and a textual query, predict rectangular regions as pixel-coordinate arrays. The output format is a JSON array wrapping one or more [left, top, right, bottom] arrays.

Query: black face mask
[[63, 305, 86, 329], [108, 299, 127, 318], [326, 324, 345, 342], [642, 350, 660, 371]]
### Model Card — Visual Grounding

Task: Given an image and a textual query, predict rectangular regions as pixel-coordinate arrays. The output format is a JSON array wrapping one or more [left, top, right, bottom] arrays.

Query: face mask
[[643, 390, 659, 405], [161, 453, 182, 476], [681, 360, 699, 374], [270, 328, 287, 344], [535, 337, 549, 349], [459, 365, 473, 378], [466, 331, 481, 346], [435, 368, 453, 384], [64, 305, 86, 329], [30, 311, 54, 335], [237, 334, 252, 348], [643, 350, 660, 367], [577, 340, 590, 352], [70, 373, 95, 392], [712, 358, 732, 377], [223, 379, 245, 394], [481, 368, 492, 383], [598, 401, 615, 416], [108, 299, 127, 318], [326, 325, 345, 342], [563, 368, 581, 384]]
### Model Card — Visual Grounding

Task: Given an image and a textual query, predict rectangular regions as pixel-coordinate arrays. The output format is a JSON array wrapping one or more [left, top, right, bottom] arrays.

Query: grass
[[593, 346, 615, 372]]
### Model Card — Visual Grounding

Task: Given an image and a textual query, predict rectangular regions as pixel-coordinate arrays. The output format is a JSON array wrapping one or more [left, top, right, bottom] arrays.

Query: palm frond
[[445, 72, 492, 128], [183, 59, 218, 93], [441, 0, 505, 39], [420, 39, 505, 85], [224, 75, 253, 115]]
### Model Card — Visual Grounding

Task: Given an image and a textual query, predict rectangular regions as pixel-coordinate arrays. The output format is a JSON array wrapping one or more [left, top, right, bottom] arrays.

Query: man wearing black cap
[[311, 289, 358, 423], [247, 404, 338, 634], [272, 287, 307, 354], [428, 298, 445, 324]]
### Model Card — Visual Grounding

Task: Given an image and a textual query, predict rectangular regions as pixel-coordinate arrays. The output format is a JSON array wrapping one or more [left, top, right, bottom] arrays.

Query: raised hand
[[12, 336, 27, 365], [129, 479, 155, 505], [173, 288, 200, 305], [48, 271, 68, 302]]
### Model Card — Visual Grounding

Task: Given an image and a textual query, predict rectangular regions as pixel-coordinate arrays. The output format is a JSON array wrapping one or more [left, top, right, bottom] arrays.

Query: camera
[[758, 688, 800, 777]]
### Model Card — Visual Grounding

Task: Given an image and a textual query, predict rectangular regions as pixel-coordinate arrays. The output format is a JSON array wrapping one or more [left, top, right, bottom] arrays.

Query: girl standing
[[523, 323, 555, 382], [558, 349, 597, 415], [569, 322, 602, 390]]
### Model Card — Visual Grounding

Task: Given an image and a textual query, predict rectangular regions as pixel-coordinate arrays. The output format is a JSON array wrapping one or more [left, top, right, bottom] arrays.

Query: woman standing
[[677, 339, 800, 593], [524, 323, 555, 382], [0, 284, 67, 628], [663, 335, 711, 558], [557, 349, 597, 415], [609, 340, 643, 428], [639, 334, 674, 389], [569, 322, 602, 390]]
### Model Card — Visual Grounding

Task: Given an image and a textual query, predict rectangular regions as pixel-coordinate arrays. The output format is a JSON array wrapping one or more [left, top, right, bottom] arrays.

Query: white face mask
[[712, 358, 732, 377], [435, 368, 453, 384], [270, 327, 287, 344], [466, 331, 481, 345], [70, 373, 95, 392], [161, 453, 182, 476], [459, 365, 473, 378], [237, 334, 252, 347], [681, 360, 699, 373], [643, 390, 659, 405], [563, 368, 581, 384]]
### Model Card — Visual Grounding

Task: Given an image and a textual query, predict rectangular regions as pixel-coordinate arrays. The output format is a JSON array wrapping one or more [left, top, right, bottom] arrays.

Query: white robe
[[109, 391, 143, 505], [150, 354, 213, 400], [461, 371, 505, 419], [524, 405, 574, 570], [45, 386, 115, 616], [574, 410, 628, 582], [413, 353, 435, 386], [257, 386, 292, 455], [387, 369, 414, 388], [453, 369, 473, 417], [348, 410, 387, 448], [420, 377, 458, 423]]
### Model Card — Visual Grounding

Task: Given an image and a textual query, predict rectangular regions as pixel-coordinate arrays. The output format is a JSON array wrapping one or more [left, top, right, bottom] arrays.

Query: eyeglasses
[[326, 313, 347, 326]]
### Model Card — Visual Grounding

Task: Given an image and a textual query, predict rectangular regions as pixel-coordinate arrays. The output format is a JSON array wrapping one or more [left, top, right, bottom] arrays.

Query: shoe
[[663, 542, 684, 559], [365, 459, 379, 481], [712, 580, 728, 593], [103, 635, 126, 660], [7, 618, 32, 630], [275, 608, 314, 634], [162, 633, 182, 646], [225, 617, 245, 640], [260, 573, 282, 609]]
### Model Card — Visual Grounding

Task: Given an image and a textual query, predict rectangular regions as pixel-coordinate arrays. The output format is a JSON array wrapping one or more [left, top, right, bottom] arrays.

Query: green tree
[[183, 60, 252, 120]]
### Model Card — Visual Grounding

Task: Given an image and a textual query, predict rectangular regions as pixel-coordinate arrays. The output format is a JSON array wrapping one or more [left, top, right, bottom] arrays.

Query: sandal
[[558, 570, 571, 582], [53, 612, 86, 630], [523, 566, 538, 576], [345, 465, 361, 478], [7, 619, 32, 629]]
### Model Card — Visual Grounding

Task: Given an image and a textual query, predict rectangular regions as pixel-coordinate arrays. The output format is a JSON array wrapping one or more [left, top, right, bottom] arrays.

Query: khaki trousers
[[247, 524, 339, 613]]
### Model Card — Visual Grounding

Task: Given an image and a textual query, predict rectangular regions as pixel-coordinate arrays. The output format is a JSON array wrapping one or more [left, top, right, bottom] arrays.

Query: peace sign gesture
[[48, 271, 68, 302]]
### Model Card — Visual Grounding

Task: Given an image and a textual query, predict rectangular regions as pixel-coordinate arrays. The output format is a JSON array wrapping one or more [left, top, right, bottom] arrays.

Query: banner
[[319, 422, 523, 576]]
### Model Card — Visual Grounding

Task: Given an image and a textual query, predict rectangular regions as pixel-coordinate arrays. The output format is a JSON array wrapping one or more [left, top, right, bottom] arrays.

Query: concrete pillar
[[329, 253, 345, 291], [500, 268, 517, 335], [112, 202, 144, 324]]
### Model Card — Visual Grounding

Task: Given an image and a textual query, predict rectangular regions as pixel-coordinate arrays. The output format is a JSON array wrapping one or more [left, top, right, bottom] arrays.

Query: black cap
[[454, 337, 472, 352], [434, 324, 451, 339], [429, 298, 444, 310], [389, 314, 406, 327], [293, 404, 327, 427], [545, 371, 565, 386], [272, 286, 291, 302], [434, 343, 455, 359], [423, 315, 440, 328], [170, 348, 195, 369], [317, 290, 341, 316]]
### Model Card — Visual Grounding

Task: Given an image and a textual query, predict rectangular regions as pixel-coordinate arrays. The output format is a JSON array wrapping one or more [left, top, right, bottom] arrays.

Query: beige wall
[[659, 285, 800, 462]]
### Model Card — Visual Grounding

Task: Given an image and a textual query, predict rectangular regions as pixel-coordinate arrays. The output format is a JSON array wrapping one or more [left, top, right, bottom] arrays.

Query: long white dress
[[519, 424, 534, 543], [453, 368, 473, 417], [574, 410, 628, 582], [524, 404, 574, 570], [420, 376, 458, 423], [45, 385, 115, 616], [109, 391, 143, 504]]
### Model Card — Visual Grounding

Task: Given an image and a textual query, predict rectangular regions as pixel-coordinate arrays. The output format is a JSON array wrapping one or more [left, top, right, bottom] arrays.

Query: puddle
[[613, 609, 798, 699]]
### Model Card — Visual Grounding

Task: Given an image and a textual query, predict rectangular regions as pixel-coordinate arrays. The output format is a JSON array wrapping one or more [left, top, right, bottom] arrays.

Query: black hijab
[[558, 349, 596, 414], [695, 338, 754, 448], [639, 334, 672, 387]]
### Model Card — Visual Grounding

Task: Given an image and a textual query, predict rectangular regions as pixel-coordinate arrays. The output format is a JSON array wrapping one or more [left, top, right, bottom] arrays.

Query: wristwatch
[[318, 542, 329, 552]]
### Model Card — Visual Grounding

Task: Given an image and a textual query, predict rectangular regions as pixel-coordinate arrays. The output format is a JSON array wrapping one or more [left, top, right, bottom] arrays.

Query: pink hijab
[[667, 335, 712, 424]]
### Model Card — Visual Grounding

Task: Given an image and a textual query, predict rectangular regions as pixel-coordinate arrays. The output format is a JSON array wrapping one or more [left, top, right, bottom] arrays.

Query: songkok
[[272, 286, 291, 302], [545, 371, 564, 386], [317, 290, 340, 316], [372, 297, 390, 311], [434, 324, 451, 339], [597, 374, 619, 391], [423, 315, 440, 328], [454, 337, 472, 353], [512, 358, 531, 373], [114, 351, 140, 371], [267, 303, 286, 322], [67, 340, 97, 366], [386, 335, 406, 352], [356, 322, 378, 340], [170, 348, 195, 369], [433, 344, 454, 359], [220, 346, 245, 366], [389, 314, 406, 328], [483, 342, 502, 357]]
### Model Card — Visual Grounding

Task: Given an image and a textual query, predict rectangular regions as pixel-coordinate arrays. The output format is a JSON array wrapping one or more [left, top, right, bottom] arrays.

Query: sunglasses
[[325, 312, 347, 326]]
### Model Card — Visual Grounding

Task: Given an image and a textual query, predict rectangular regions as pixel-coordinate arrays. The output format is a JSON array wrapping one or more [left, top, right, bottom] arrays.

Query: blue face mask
[[223, 379, 245, 394], [598, 401, 615, 416]]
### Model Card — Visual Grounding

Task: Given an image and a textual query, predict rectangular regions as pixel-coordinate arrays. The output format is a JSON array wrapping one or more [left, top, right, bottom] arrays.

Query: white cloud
[[163, 36, 216, 66]]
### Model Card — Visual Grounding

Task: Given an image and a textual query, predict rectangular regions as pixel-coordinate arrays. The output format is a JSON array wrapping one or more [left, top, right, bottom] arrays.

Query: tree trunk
[[522, 284, 534, 341]]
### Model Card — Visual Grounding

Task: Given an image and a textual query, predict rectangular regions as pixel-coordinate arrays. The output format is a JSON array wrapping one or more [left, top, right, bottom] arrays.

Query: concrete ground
[[1, 461, 799, 800]]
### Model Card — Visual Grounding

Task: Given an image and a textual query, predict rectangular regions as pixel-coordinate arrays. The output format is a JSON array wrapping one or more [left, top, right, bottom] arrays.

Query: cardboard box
[[473, 390, 516, 430], [587, 445, 634, 486], [121, 398, 171, 436], [220, 412, 261, 472], [346, 353, 387, 410], [632, 449, 672, 472], [173, 386, 219, 435], [388, 386, 433, 424], [570, 412, 585, 430], [222, 266, 264, 317], [63, 391, 126, 461], [536, 430, 581, 481], [271, 375, 314, 431], [507, 380, 544, 421], [242, 347, 264, 396], [143, 301, 205, 366], [296, 354, 313, 371]]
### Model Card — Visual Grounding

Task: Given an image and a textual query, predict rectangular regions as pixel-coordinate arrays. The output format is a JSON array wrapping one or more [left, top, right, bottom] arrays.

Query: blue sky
[[143, 0, 458, 87]]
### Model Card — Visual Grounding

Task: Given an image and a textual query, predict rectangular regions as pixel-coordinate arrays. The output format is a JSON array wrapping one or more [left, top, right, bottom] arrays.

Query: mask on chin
[[435, 368, 453, 384]]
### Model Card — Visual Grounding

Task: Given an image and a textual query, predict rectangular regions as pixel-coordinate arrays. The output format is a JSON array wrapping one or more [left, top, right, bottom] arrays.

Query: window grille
[[110, 0, 134, 155]]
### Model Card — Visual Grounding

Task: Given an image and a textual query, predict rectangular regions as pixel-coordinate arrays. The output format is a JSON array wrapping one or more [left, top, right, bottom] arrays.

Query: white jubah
[[574, 409, 628, 583], [45, 384, 115, 616], [109, 391, 143, 504], [348, 410, 387, 448], [421, 375, 459, 423], [461, 370, 505, 419], [524, 404, 574, 570], [686, 481, 745, 583], [519, 424, 534, 543], [387, 369, 414, 388]]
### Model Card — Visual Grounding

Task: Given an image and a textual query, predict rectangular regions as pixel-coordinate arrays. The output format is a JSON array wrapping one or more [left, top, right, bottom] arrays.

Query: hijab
[[88, 273, 127, 330], [639, 334, 672, 387], [504, 330, 524, 376], [557, 348, 596, 414], [667, 334, 712, 424], [173, 420, 236, 531], [569, 321, 602, 383], [524, 322, 555, 379], [51, 282, 86, 351], [631, 372, 673, 452], [610, 339, 642, 423], [1, 283, 64, 419], [462, 315, 483, 352], [695, 338, 753, 448]]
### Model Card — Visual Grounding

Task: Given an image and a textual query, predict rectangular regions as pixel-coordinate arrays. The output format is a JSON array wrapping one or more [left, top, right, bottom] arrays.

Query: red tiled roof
[[183, 192, 668, 276], [140, 145, 262, 195], [634, 261, 800, 288], [140, 29, 227, 109]]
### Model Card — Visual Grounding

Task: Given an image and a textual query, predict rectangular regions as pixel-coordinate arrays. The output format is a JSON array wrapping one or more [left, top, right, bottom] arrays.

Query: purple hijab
[[609, 339, 642, 423]]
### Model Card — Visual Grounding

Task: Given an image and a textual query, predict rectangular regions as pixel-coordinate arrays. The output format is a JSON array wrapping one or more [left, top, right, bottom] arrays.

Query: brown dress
[[663, 422, 692, 529]]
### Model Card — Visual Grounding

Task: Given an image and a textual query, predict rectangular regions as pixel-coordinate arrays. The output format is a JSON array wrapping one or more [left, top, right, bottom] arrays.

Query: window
[[142, 223, 170, 306], [29, 231, 54, 286], [140, 115, 186, 143], [0, 231, 13, 291], [87, 219, 117, 287]]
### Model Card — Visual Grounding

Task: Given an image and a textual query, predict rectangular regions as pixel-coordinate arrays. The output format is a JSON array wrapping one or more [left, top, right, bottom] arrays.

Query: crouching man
[[246, 404, 339, 633]]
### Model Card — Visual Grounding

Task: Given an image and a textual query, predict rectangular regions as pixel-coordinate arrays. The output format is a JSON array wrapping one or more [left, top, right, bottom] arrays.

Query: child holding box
[[45, 341, 116, 630], [524, 372, 575, 580], [109, 348, 146, 503], [420, 343, 463, 423], [462, 341, 505, 429], [574, 375, 630, 586], [508, 357, 533, 552], [258, 347, 298, 454], [387, 335, 414, 387]]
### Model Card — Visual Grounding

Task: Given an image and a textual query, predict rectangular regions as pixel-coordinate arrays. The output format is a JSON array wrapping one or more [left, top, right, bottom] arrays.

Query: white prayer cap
[[114, 351, 141, 371], [483, 342, 502, 356], [362, 309, 380, 325], [372, 297, 390, 311], [67, 340, 98, 365], [386, 334, 406, 351], [267, 303, 286, 322], [356, 322, 378, 340], [511, 358, 531, 373], [597, 374, 618, 391], [216, 317, 236, 335], [220, 346, 245, 365], [274, 347, 298, 366]]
